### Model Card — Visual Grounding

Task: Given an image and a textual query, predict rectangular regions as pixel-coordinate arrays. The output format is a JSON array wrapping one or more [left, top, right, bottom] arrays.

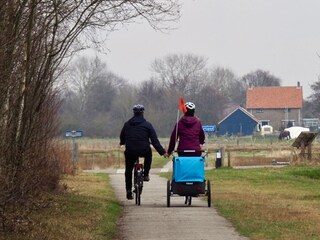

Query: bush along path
[[110, 173, 249, 240]]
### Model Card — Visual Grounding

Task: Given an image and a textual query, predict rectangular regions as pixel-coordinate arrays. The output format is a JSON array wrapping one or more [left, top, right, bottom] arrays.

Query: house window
[[283, 108, 291, 112], [282, 120, 295, 128], [256, 109, 263, 113], [260, 120, 270, 126]]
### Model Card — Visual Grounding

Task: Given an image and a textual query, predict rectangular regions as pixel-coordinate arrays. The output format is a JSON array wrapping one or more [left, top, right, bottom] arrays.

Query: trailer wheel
[[207, 180, 211, 207]]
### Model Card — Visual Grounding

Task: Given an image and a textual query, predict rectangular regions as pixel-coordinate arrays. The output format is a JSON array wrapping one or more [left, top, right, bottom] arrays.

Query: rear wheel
[[134, 185, 138, 205], [135, 174, 142, 206], [207, 180, 211, 207], [135, 183, 141, 206], [137, 186, 141, 206], [167, 180, 171, 207]]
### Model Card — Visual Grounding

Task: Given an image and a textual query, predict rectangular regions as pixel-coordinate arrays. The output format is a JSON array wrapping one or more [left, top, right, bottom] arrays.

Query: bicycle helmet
[[133, 104, 145, 113], [185, 102, 195, 110]]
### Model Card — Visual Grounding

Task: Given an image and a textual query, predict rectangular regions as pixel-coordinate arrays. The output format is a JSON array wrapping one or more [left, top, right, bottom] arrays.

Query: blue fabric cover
[[173, 157, 205, 182]]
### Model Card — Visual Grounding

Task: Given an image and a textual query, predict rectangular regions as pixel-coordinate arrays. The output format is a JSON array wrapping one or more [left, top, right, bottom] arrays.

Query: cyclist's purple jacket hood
[[167, 115, 205, 154]]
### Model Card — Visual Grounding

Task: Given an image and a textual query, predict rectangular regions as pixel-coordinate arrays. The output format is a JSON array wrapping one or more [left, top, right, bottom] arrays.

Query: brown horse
[[279, 130, 291, 140]]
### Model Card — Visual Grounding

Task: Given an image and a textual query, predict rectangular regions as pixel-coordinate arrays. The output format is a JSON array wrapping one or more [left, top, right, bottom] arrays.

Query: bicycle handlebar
[[172, 150, 208, 153], [170, 149, 209, 157]]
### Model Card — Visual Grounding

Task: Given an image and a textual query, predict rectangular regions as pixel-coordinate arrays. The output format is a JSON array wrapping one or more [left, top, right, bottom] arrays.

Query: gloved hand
[[163, 153, 170, 158]]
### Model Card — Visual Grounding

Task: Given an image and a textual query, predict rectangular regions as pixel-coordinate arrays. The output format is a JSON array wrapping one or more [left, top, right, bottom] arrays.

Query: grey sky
[[97, 0, 320, 98]]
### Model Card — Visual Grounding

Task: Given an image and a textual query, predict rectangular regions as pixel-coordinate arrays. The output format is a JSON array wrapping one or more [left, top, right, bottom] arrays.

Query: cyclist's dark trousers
[[124, 150, 152, 191]]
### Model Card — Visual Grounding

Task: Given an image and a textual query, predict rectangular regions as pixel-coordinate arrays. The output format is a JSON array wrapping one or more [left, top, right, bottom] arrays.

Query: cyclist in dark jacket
[[167, 102, 205, 156], [120, 104, 167, 200]]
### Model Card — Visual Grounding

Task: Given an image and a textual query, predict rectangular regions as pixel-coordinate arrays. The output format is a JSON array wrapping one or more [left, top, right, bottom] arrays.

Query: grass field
[[73, 137, 320, 239], [207, 164, 320, 240], [7, 137, 319, 240], [6, 164, 320, 240], [161, 164, 320, 240], [1, 173, 122, 240]]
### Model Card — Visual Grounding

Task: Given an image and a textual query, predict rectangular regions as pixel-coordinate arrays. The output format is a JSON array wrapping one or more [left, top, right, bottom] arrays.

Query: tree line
[[59, 54, 285, 137]]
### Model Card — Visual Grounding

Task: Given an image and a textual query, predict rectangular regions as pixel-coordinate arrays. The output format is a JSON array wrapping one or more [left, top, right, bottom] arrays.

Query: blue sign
[[202, 125, 216, 133], [65, 130, 84, 138]]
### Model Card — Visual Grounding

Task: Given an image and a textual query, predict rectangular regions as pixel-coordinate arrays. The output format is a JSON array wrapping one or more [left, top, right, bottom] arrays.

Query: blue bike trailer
[[173, 156, 205, 182]]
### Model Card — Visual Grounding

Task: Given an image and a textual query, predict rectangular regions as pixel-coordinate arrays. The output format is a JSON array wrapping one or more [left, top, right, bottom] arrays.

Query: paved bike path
[[110, 173, 249, 240]]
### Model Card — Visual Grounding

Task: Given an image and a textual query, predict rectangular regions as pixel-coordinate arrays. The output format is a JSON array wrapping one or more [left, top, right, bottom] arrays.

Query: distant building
[[302, 118, 319, 132], [246, 83, 303, 131], [217, 106, 259, 136]]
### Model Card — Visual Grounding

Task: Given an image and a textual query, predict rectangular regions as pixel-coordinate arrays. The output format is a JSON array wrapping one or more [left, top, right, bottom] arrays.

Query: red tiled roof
[[246, 86, 303, 109]]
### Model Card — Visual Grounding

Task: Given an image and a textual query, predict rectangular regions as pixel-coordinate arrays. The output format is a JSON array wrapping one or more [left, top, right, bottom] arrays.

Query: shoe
[[143, 175, 150, 182], [126, 191, 133, 200]]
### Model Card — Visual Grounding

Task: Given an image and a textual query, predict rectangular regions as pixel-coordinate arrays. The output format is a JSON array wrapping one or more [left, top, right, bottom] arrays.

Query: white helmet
[[185, 102, 195, 110]]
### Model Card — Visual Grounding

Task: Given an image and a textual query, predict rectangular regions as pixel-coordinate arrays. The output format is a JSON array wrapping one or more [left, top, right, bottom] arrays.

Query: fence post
[[221, 147, 225, 167], [227, 150, 231, 167], [307, 144, 312, 160], [71, 139, 79, 163], [215, 149, 222, 169]]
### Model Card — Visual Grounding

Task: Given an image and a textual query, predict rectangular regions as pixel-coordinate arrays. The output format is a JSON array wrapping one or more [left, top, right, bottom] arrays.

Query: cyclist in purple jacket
[[167, 102, 205, 156]]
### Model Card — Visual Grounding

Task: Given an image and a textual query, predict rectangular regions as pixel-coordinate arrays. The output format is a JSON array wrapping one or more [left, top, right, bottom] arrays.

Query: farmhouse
[[246, 83, 303, 131], [217, 106, 259, 136]]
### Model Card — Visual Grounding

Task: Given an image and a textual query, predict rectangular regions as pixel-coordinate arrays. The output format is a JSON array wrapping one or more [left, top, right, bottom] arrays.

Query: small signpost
[[65, 130, 83, 162], [202, 125, 216, 167], [65, 130, 83, 138], [202, 125, 216, 133]]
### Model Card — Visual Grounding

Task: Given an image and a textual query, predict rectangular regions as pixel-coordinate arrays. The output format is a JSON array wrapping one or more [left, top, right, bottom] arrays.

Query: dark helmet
[[133, 104, 145, 113], [185, 102, 196, 110]]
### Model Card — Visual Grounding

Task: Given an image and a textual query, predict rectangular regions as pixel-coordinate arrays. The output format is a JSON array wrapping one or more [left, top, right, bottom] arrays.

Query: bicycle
[[133, 158, 144, 205]]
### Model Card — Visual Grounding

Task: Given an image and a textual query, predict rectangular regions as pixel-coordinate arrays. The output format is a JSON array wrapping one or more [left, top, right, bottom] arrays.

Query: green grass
[[152, 153, 171, 168], [205, 165, 320, 240], [1, 173, 122, 240], [161, 164, 320, 240], [288, 167, 320, 179]]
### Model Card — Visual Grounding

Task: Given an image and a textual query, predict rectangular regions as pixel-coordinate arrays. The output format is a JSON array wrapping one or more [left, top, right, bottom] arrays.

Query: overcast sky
[[93, 0, 320, 98]]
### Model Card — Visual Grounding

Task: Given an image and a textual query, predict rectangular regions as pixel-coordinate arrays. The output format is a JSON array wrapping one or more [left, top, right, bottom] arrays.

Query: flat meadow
[[73, 136, 320, 239], [205, 165, 320, 240], [4, 136, 320, 240]]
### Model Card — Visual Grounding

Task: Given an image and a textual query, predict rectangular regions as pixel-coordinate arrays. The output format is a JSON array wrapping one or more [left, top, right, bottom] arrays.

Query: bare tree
[[307, 78, 320, 118], [208, 67, 246, 105], [65, 56, 125, 110], [241, 69, 282, 87], [0, 0, 180, 230], [136, 79, 176, 136], [194, 85, 228, 125], [60, 56, 127, 136], [151, 53, 207, 95]]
